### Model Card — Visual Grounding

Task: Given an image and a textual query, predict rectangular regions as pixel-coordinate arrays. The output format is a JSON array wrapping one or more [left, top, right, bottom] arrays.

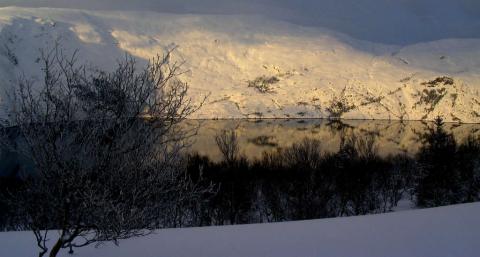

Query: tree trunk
[[49, 238, 63, 257]]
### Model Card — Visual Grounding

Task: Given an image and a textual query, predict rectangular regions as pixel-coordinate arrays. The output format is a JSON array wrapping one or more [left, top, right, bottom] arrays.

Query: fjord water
[[1, 119, 480, 176], [187, 119, 480, 161]]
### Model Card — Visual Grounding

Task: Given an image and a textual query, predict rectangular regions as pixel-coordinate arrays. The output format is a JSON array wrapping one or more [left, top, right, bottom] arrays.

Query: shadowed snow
[[1, 203, 479, 257]]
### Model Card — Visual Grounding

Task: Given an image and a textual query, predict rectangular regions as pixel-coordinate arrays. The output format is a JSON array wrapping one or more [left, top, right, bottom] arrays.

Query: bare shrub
[[355, 134, 378, 160], [0, 45, 212, 257], [215, 129, 239, 164], [340, 133, 378, 160], [248, 135, 278, 147], [325, 86, 357, 119], [247, 75, 279, 93], [282, 139, 323, 169], [326, 97, 355, 119]]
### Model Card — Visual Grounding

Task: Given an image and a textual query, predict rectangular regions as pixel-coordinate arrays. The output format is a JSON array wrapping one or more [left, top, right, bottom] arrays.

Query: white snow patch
[[0, 203, 479, 257], [70, 23, 103, 44]]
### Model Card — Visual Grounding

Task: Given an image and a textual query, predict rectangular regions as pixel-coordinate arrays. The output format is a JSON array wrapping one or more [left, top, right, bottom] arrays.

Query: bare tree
[[215, 129, 239, 165], [282, 139, 323, 170], [0, 44, 212, 257], [354, 133, 379, 160]]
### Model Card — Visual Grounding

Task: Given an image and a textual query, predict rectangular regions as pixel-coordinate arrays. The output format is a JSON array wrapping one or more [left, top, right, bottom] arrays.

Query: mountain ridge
[[1, 7, 479, 122]]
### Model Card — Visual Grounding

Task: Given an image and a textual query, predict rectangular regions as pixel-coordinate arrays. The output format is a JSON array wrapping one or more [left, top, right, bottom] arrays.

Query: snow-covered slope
[[1, 7, 480, 122], [1, 203, 479, 257]]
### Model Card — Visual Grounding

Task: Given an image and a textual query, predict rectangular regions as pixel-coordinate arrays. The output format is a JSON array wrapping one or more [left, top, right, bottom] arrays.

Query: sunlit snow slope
[[1, 7, 479, 122]]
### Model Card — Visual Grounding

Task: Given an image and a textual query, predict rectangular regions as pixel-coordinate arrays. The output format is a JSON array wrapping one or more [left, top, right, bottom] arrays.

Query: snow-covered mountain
[[1, 7, 479, 122]]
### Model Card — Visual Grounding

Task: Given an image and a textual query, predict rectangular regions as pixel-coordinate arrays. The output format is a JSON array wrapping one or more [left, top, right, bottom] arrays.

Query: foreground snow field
[[1, 203, 479, 257], [0, 7, 480, 122]]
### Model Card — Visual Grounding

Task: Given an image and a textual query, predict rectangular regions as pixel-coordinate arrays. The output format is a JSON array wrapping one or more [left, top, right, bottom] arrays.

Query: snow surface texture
[[0, 7, 480, 122], [1, 203, 479, 257]]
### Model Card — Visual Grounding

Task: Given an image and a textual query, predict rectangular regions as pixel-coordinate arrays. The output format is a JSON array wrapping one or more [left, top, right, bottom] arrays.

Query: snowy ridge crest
[[1, 7, 479, 122]]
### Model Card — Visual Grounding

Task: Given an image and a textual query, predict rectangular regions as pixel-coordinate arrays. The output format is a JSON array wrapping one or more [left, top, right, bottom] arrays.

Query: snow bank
[[0, 7, 479, 122], [1, 203, 479, 257]]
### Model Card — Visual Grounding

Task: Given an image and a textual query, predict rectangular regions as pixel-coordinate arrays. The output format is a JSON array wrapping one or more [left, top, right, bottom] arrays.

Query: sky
[[0, 0, 479, 45]]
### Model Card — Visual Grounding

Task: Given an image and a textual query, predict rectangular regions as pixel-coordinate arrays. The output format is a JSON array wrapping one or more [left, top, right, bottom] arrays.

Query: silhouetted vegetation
[[0, 45, 213, 257], [1, 117, 480, 230], [178, 117, 480, 225], [415, 117, 480, 207]]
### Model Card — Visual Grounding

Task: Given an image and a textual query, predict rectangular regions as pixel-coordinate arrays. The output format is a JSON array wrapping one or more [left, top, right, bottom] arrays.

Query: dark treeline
[[1, 118, 480, 230], [184, 118, 480, 226]]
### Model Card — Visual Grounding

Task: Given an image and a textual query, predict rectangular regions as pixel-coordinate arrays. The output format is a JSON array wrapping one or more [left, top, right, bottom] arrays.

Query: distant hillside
[[2, 0, 480, 45], [1, 7, 479, 122]]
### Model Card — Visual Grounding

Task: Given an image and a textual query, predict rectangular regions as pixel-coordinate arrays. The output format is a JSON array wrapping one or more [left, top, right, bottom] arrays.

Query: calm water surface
[[186, 119, 480, 161], [1, 119, 480, 175]]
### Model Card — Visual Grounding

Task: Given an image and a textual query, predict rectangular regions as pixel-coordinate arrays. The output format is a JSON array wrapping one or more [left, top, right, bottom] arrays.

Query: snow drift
[[1, 202, 479, 257]]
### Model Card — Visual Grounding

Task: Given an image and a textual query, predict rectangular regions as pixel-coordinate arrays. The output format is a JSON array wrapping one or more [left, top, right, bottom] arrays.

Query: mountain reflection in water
[[187, 119, 480, 161]]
